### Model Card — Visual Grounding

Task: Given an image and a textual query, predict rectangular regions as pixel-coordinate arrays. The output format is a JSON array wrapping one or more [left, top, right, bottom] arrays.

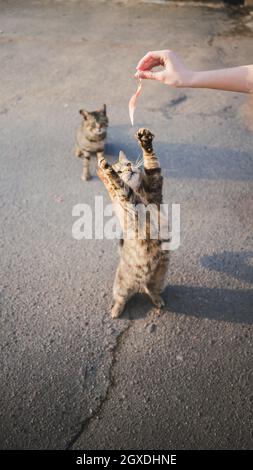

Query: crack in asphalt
[[66, 320, 133, 450]]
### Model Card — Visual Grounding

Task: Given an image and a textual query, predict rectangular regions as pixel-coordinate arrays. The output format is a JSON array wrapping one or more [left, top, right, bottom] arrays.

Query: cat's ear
[[119, 151, 128, 162], [79, 109, 89, 120], [100, 104, 106, 115]]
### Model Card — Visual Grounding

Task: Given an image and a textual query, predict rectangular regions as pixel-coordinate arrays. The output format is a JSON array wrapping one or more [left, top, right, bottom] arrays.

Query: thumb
[[135, 70, 156, 80]]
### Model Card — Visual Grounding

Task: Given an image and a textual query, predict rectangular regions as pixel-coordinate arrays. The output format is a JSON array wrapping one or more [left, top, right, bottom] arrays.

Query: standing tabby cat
[[97, 128, 169, 318], [75, 104, 108, 181]]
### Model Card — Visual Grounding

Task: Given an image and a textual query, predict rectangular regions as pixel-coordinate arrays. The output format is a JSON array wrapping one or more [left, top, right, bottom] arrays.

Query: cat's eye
[[127, 163, 132, 168], [118, 170, 122, 174]]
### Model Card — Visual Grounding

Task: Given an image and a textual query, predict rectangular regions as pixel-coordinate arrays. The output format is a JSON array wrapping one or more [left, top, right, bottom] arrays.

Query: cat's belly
[[81, 139, 105, 154], [120, 241, 168, 289], [134, 260, 164, 290], [77, 130, 106, 153]]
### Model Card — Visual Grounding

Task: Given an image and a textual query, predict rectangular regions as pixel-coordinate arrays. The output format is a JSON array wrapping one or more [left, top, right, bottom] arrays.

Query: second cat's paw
[[81, 173, 92, 181]]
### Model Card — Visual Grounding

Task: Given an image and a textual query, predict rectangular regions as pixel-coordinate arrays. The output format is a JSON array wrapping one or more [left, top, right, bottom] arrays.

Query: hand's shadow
[[123, 284, 252, 325], [116, 250, 253, 324], [201, 251, 253, 285], [163, 284, 253, 325]]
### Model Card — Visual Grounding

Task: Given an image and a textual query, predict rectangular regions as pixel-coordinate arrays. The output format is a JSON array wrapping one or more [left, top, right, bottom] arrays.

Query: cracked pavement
[[0, 0, 253, 450]]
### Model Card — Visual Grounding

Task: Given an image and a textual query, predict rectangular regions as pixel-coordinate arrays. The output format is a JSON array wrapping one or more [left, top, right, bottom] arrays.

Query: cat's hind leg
[[111, 267, 135, 319], [144, 256, 168, 309], [111, 299, 126, 319], [143, 286, 165, 308], [111, 286, 134, 319]]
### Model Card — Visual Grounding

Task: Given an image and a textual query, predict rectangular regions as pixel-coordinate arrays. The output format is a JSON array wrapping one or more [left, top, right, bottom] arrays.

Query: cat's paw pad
[[136, 128, 154, 148]]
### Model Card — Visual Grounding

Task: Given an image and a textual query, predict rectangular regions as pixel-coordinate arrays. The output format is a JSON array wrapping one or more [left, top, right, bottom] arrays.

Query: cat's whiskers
[[135, 153, 142, 165], [135, 154, 144, 168]]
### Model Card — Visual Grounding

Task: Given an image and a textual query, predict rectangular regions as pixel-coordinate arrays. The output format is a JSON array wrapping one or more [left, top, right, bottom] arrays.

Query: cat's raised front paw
[[97, 156, 110, 171], [135, 128, 154, 150]]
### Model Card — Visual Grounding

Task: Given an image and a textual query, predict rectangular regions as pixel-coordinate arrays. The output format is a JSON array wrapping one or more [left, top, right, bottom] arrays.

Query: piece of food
[[129, 79, 142, 126]]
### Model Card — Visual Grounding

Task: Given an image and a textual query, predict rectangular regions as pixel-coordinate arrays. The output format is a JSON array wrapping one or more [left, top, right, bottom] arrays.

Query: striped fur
[[97, 128, 169, 318], [75, 105, 108, 181]]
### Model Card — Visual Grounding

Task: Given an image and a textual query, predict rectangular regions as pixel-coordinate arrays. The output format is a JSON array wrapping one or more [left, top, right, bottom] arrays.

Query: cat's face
[[113, 151, 142, 191], [79, 105, 108, 141]]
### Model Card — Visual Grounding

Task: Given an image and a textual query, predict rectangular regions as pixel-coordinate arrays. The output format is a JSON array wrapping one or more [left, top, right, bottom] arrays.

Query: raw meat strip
[[129, 80, 142, 126]]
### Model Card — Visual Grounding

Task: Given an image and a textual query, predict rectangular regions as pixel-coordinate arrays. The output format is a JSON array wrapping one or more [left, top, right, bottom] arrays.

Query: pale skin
[[135, 50, 253, 94]]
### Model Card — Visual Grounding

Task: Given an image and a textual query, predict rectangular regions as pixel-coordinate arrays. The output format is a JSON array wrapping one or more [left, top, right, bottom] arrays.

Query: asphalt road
[[0, 0, 252, 450]]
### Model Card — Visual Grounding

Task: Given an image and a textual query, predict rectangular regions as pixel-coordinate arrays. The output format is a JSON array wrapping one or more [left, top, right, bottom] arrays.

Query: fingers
[[135, 70, 165, 82], [136, 50, 167, 71], [135, 70, 156, 80], [136, 51, 162, 70]]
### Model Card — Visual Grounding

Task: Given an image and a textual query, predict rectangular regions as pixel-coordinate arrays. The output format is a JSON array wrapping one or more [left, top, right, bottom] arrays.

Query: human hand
[[135, 50, 193, 88]]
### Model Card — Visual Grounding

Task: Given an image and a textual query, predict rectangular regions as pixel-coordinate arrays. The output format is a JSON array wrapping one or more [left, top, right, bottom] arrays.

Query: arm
[[190, 65, 253, 93], [136, 50, 253, 94]]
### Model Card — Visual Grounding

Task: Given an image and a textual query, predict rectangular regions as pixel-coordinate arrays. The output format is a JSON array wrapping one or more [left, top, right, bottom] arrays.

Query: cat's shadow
[[118, 249, 252, 324], [201, 250, 253, 285], [123, 284, 252, 325]]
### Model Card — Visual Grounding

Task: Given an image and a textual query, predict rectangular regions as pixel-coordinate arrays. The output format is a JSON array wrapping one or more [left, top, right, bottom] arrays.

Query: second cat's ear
[[79, 109, 89, 120], [102, 104, 106, 114], [119, 151, 127, 162]]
